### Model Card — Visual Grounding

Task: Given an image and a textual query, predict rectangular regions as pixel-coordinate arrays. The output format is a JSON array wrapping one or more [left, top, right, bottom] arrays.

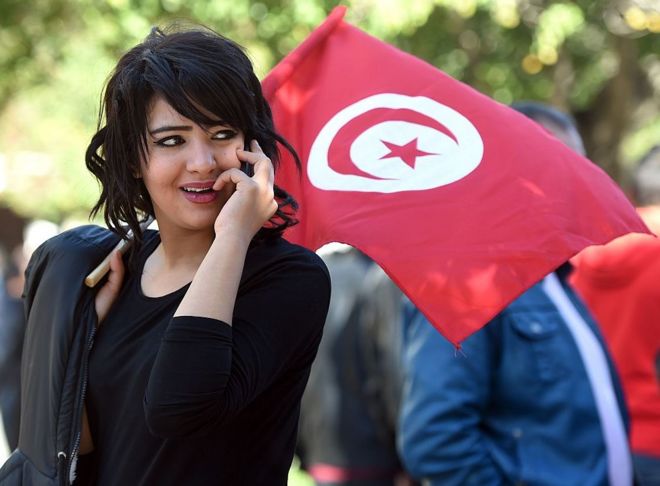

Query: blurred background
[[0, 0, 658, 482], [0, 0, 658, 228]]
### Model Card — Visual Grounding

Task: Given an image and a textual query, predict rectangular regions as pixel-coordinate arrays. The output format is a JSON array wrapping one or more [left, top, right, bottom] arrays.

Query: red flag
[[263, 7, 649, 345]]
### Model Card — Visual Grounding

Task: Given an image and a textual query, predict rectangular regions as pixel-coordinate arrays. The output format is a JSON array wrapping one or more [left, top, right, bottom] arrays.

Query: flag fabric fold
[[263, 6, 649, 345]]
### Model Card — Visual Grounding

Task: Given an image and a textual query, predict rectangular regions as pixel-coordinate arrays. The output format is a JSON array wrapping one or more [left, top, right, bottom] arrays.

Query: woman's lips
[[180, 181, 219, 204], [181, 189, 219, 203]]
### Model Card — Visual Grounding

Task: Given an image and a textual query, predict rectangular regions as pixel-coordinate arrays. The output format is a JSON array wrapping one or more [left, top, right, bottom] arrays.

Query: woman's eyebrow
[[149, 125, 193, 135]]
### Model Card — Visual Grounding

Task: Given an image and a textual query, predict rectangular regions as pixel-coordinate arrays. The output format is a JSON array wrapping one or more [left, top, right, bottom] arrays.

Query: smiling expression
[[141, 96, 245, 236]]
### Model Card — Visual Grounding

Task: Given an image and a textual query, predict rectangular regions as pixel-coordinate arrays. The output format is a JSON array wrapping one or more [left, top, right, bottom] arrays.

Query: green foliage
[[0, 27, 115, 221], [0, 0, 658, 222], [0, 0, 74, 112]]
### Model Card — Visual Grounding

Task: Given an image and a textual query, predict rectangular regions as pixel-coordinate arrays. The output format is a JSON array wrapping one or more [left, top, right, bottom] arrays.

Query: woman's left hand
[[95, 249, 125, 325], [212, 140, 278, 242]]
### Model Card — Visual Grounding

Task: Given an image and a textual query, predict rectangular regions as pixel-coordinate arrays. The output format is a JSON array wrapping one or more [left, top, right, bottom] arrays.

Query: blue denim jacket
[[398, 271, 629, 486]]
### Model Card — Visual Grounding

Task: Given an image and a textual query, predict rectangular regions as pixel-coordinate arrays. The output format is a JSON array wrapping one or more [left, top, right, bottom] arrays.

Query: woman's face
[[141, 96, 245, 235]]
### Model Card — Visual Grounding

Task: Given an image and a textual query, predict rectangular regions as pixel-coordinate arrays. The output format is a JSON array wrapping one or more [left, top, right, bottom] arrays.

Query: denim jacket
[[398, 270, 629, 486]]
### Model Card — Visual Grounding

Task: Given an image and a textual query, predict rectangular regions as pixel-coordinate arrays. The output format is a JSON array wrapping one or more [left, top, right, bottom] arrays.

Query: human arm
[[172, 140, 277, 323], [85, 140, 274, 450], [397, 302, 505, 486], [143, 141, 330, 437], [143, 249, 330, 437]]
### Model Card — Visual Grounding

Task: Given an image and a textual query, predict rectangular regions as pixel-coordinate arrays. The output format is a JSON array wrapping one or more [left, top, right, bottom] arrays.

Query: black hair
[[85, 25, 299, 249], [510, 101, 578, 132], [511, 100, 586, 156]]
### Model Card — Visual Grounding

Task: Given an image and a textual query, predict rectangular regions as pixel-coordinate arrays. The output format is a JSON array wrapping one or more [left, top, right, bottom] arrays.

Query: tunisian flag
[[262, 7, 648, 345]]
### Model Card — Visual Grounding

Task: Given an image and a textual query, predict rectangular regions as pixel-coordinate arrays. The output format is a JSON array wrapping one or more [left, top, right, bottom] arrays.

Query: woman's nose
[[186, 141, 217, 174]]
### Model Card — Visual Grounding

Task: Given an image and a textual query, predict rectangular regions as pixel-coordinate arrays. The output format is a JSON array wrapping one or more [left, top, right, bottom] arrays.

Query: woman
[[0, 26, 330, 486]]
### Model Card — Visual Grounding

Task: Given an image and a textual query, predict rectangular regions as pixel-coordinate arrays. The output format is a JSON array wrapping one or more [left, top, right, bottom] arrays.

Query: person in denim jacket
[[397, 103, 632, 486]]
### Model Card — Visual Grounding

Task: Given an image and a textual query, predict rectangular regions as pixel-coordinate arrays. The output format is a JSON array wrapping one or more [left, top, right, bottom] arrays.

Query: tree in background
[[0, 0, 657, 223]]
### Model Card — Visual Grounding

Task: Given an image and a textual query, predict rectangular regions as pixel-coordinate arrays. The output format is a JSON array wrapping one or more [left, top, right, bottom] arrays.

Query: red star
[[379, 138, 437, 169]]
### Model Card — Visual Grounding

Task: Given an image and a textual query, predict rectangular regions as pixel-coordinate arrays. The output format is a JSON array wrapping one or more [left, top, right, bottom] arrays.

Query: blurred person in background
[[572, 145, 660, 486], [397, 102, 632, 486], [0, 207, 27, 453], [0, 220, 57, 453], [0, 245, 26, 451], [298, 247, 414, 486]]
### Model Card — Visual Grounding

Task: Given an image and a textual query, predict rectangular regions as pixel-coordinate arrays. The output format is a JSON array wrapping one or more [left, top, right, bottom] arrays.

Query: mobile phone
[[241, 142, 254, 177], [241, 161, 254, 177]]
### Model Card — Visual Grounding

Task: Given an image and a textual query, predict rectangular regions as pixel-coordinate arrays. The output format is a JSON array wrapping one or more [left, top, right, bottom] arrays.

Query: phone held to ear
[[241, 161, 254, 177], [241, 142, 254, 177]]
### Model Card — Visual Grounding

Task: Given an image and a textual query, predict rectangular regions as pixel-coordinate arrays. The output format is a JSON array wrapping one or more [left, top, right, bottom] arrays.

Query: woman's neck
[[156, 227, 215, 271], [141, 224, 215, 298]]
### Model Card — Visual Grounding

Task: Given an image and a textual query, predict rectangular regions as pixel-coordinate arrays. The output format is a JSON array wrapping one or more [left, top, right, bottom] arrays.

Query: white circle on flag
[[307, 93, 484, 193]]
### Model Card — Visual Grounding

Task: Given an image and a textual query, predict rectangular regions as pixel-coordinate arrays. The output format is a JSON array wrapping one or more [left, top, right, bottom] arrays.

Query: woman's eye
[[212, 129, 238, 141], [155, 136, 184, 147]]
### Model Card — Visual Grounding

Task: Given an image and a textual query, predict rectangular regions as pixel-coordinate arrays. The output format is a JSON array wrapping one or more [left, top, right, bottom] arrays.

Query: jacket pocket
[[508, 311, 568, 383]]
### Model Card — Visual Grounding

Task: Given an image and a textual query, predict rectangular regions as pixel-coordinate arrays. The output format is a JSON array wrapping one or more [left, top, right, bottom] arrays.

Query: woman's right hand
[[212, 140, 278, 243], [94, 250, 125, 325]]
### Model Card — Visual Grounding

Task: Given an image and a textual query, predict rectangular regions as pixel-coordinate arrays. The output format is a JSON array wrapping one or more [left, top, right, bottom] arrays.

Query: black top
[[80, 232, 330, 486]]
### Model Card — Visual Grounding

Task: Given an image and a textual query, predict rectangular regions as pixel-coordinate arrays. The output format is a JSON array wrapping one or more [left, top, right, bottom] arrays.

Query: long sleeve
[[144, 251, 331, 438], [397, 302, 504, 486]]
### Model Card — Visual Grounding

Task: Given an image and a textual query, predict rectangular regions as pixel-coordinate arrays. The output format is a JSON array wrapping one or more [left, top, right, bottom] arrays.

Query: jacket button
[[530, 322, 543, 334], [512, 427, 523, 438]]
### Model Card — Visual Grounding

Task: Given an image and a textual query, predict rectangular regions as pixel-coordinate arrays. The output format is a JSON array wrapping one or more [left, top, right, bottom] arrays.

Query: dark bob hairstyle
[[85, 25, 299, 248]]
